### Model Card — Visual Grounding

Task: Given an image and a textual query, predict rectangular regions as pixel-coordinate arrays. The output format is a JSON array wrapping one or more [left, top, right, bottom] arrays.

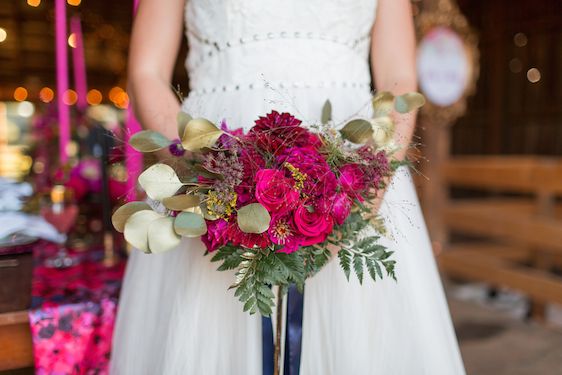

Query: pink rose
[[331, 193, 352, 225], [338, 164, 366, 193], [294, 204, 333, 246], [255, 169, 299, 214]]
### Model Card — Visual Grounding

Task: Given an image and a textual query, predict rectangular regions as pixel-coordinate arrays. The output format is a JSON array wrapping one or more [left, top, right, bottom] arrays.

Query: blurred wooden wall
[[454, 0, 562, 156]]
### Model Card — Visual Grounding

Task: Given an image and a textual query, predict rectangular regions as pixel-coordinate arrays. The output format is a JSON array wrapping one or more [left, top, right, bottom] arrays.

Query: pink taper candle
[[55, 0, 70, 165], [70, 16, 88, 111], [125, 0, 142, 201]]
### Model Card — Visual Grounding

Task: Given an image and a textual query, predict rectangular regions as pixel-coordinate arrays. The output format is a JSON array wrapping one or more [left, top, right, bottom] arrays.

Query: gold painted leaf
[[123, 210, 162, 253], [162, 194, 201, 211], [111, 201, 151, 233], [148, 217, 182, 253], [129, 130, 172, 152], [177, 111, 192, 139], [340, 119, 373, 144], [237, 203, 271, 234], [138, 164, 184, 201], [181, 118, 224, 152], [394, 92, 425, 114], [174, 211, 207, 237], [321, 100, 332, 124], [372, 91, 395, 118], [371, 116, 395, 147]]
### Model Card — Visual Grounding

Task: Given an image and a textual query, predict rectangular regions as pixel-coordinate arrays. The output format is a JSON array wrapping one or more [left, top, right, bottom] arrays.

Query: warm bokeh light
[[114, 92, 129, 109], [33, 160, 45, 174], [67, 0, 81, 6], [68, 33, 77, 48], [39, 87, 55, 103], [0, 28, 6, 43], [513, 32, 528, 47], [13, 87, 28, 102], [62, 89, 78, 105], [66, 141, 79, 158], [17, 101, 35, 118], [86, 89, 103, 105], [108, 86, 124, 102], [527, 68, 541, 83], [27, 0, 41, 7]]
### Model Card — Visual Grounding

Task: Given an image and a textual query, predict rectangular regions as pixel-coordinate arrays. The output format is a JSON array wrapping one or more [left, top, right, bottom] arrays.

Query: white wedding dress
[[111, 1, 466, 374]]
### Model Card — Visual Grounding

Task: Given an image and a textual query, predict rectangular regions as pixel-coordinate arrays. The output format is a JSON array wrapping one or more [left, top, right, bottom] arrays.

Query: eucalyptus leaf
[[129, 130, 172, 152], [181, 118, 224, 152], [394, 92, 425, 114], [174, 211, 208, 237], [321, 100, 332, 124], [111, 201, 151, 233], [193, 165, 223, 180], [138, 164, 184, 201], [162, 194, 201, 211], [123, 210, 162, 253], [237, 203, 271, 234], [177, 111, 192, 139], [371, 116, 395, 147], [339, 119, 373, 144], [148, 217, 182, 253], [372, 91, 395, 117]]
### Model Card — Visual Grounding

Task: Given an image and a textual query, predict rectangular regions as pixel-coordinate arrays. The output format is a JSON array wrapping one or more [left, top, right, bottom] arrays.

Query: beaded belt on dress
[[185, 30, 373, 95]]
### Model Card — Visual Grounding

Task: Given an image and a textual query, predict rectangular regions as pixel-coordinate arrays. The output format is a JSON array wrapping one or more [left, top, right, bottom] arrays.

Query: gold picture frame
[[415, 0, 480, 126]]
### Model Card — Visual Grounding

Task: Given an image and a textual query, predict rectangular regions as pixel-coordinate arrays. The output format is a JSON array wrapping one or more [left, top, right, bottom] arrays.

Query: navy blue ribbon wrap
[[262, 285, 304, 375]]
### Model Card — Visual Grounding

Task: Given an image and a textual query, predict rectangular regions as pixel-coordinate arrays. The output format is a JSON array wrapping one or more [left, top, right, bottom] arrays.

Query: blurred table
[[0, 240, 125, 374]]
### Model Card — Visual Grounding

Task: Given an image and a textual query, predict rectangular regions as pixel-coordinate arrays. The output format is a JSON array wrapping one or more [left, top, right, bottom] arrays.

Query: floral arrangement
[[112, 92, 424, 315]]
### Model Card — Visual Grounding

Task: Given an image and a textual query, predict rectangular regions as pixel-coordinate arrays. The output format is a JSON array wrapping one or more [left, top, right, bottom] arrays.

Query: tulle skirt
[[110, 86, 466, 375]]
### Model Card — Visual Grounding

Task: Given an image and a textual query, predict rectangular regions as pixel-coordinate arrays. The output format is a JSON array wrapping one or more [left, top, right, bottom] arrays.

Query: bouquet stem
[[273, 286, 283, 375]]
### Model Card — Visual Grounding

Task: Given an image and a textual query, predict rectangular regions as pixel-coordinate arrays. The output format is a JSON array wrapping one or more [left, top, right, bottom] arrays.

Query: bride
[[111, 0, 465, 374]]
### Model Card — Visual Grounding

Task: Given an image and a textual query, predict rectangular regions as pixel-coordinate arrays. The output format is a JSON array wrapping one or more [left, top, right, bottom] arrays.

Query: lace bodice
[[184, 0, 378, 94]]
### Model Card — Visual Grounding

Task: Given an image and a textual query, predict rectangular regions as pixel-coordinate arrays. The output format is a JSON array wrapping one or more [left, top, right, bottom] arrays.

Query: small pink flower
[[269, 215, 302, 254], [255, 169, 299, 214], [332, 193, 352, 225], [338, 164, 366, 193]]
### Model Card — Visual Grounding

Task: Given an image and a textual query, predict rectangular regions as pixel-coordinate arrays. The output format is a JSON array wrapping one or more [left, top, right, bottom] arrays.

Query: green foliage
[[211, 247, 307, 316], [336, 212, 397, 283], [209, 212, 396, 316]]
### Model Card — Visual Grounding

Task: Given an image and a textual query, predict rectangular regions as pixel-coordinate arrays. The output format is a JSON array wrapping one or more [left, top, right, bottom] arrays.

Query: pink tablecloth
[[28, 241, 125, 375]]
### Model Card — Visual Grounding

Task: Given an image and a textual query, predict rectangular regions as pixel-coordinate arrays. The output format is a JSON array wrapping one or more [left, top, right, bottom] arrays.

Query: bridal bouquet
[[112, 92, 424, 315]]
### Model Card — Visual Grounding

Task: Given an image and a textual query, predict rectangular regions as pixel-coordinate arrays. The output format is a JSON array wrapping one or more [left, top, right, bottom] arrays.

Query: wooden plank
[[439, 251, 562, 305], [445, 201, 562, 252], [443, 156, 562, 193], [447, 243, 531, 262], [0, 312, 33, 371]]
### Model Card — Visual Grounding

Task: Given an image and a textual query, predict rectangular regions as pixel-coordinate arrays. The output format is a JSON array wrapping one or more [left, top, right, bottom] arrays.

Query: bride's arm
[[370, 0, 418, 162], [128, 0, 186, 140]]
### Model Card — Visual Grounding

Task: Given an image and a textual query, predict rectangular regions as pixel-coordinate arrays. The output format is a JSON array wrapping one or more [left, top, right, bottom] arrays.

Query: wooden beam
[[439, 251, 562, 306], [447, 243, 531, 262], [444, 156, 562, 194], [445, 202, 562, 252]]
